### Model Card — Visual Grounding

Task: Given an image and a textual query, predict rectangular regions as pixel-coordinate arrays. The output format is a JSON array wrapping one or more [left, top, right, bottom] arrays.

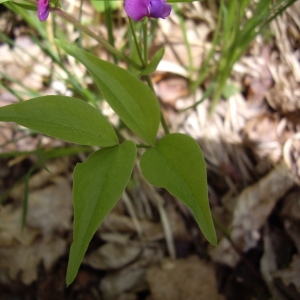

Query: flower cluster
[[37, 0, 50, 22], [125, 0, 171, 21]]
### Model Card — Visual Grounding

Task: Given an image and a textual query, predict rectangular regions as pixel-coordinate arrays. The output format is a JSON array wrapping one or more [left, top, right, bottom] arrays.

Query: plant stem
[[145, 76, 169, 135], [142, 19, 148, 66], [104, 0, 118, 64], [128, 18, 144, 66]]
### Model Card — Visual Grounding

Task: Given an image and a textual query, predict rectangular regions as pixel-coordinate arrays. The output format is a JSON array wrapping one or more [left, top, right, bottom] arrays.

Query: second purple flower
[[125, 0, 172, 22]]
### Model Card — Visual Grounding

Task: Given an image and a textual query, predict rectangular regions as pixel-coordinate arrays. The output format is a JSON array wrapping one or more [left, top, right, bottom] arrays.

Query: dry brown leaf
[[10, 159, 70, 201], [0, 123, 17, 153], [0, 204, 40, 247], [100, 266, 146, 299], [0, 173, 72, 284], [0, 236, 66, 285], [212, 163, 295, 267], [99, 213, 137, 233], [0, 175, 71, 247], [100, 213, 164, 241], [154, 74, 189, 105], [84, 242, 141, 270], [25, 176, 72, 235], [261, 226, 290, 300], [273, 255, 300, 300], [99, 247, 163, 299], [281, 190, 300, 222], [146, 256, 225, 300], [280, 190, 300, 253], [283, 133, 300, 185]]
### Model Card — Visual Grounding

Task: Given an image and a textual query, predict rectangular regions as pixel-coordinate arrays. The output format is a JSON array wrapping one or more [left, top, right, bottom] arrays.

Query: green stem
[[145, 76, 169, 135], [52, 9, 142, 70], [142, 19, 148, 66], [129, 19, 169, 136], [128, 18, 144, 66], [104, 1, 118, 64], [160, 112, 170, 136]]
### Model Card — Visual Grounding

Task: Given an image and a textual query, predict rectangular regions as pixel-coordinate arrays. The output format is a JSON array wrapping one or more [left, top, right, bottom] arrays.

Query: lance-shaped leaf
[[140, 133, 217, 245], [0, 96, 118, 147], [56, 40, 160, 145], [66, 141, 136, 285], [140, 47, 165, 76]]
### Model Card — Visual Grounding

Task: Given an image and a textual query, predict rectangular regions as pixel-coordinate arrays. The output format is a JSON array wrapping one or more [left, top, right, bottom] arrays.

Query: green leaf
[[66, 141, 136, 285], [11, 2, 37, 11], [0, 96, 118, 147], [56, 40, 160, 145], [0, 0, 10, 3], [140, 47, 165, 76], [140, 133, 217, 246]]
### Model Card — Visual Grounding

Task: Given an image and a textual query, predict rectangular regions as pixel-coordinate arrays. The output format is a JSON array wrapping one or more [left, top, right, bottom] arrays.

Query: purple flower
[[37, 0, 50, 22], [125, 0, 171, 21]]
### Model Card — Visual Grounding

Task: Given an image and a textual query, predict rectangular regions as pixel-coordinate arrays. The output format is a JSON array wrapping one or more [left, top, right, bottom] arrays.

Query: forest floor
[[0, 1, 299, 299]]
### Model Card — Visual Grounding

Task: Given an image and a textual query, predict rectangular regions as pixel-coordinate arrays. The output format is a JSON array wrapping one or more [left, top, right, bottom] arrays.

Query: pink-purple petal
[[161, 2, 172, 18], [124, 0, 150, 21], [148, 0, 163, 18], [37, 0, 50, 22]]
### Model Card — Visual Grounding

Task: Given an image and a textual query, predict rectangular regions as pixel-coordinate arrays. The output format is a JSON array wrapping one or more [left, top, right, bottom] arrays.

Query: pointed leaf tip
[[66, 141, 136, 285], [140, 133, 217, 245]]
